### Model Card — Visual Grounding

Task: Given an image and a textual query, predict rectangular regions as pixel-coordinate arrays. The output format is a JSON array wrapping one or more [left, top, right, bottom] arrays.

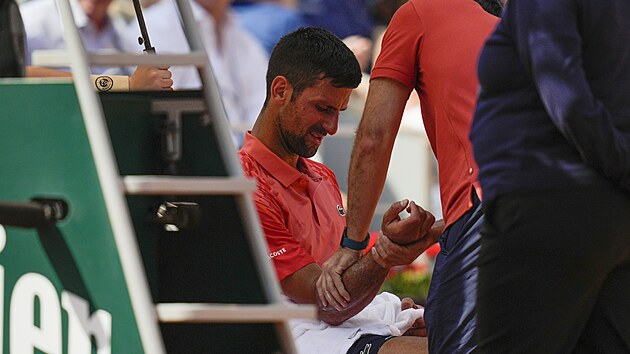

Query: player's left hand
[[401, 297, 426, 337]]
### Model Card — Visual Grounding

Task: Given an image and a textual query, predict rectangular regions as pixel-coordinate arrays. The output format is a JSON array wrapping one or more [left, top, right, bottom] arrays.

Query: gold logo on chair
[[95, 76, 114, 92]]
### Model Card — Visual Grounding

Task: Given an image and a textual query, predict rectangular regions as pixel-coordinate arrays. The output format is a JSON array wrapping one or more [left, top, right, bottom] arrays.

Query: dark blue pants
[[425, 191, 484, 353], [477, 185, 630, 353]]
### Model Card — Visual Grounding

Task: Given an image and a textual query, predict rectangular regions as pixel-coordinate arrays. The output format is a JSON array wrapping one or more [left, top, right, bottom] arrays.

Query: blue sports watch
[[340, 227, 370, 251]]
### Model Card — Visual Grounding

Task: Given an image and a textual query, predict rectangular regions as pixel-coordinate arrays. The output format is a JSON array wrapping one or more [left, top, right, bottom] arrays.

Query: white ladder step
[[32, 50, 209, 68], [156, 303, 317, 323], [123, 176, 256, 195]]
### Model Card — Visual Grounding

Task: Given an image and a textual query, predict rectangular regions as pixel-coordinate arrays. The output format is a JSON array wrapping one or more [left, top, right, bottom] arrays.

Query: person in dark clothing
[[470, 0, 630, 352]]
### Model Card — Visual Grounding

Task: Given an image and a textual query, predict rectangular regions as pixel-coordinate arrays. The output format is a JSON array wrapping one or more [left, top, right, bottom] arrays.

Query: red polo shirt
[[371, 0, 498, 228], [239, 133, 346, 281]]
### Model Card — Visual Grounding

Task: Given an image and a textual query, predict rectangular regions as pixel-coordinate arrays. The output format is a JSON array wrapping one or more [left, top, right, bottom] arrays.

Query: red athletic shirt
[[371, 0, 498, 228], [239, 133, 346, 281]]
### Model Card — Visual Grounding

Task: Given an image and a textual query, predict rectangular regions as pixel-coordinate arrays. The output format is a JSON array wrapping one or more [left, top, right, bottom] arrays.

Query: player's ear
[[270, 76, 293, 105]]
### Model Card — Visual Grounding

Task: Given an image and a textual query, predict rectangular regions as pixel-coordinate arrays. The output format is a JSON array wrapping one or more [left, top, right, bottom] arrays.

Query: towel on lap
[[289, 292, 423, 354]]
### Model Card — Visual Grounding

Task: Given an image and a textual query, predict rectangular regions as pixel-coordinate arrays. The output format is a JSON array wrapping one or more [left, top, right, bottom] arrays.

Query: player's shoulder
[[303, 158, 337, 181]]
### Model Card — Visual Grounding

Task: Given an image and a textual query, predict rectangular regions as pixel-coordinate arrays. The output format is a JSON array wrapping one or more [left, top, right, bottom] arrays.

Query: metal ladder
[[33, 0, 315, 352]]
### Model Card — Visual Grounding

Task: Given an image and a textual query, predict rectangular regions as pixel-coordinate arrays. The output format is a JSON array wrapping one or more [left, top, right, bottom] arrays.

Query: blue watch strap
[[340, 227, 370, 251]]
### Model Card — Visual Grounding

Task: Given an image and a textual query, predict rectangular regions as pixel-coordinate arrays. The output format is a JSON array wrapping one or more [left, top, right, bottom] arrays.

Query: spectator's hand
[[316, 247, 362, 310], [381, 199, 435, 245], [401, 297, 426, 337], [129, 65, 173, 91], [343, 35, 372, 73]]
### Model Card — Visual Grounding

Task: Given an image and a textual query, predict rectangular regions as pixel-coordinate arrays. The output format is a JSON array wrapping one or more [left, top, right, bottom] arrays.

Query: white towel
[[289, 292, 424, 354]]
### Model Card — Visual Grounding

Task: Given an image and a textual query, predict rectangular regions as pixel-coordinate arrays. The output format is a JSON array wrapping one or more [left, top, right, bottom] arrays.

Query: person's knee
[[378, 336, 428, 354]]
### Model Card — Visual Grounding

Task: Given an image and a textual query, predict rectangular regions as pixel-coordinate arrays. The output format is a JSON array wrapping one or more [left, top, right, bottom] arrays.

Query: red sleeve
[[371, 0, 423, 91], [252, 187, 316, 281]]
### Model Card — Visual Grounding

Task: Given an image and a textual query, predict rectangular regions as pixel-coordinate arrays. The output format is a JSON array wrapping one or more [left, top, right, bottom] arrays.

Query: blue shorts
[[346, 334, 394, 354], [424, 190, 484, 353]]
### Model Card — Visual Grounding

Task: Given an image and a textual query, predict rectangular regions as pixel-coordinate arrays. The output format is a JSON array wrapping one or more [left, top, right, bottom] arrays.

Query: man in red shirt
[[240, 27, 440, 354], [318, 1, 501, 352]]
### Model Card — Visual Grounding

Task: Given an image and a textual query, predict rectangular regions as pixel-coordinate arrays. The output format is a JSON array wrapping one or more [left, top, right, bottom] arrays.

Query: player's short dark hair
[[265, 27, 362, 103]]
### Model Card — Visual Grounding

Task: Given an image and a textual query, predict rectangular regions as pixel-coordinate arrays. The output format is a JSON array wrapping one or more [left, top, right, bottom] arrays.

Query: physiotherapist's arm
[[346, 78, 409, 246], [316, 77, 411, 308]]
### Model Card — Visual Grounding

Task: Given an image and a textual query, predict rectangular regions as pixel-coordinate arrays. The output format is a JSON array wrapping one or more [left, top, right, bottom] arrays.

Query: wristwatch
[[340, 227, 370, 251]]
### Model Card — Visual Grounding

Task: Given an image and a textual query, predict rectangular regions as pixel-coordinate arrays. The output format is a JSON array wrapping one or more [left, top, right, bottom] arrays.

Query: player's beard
[[282, 128, 323, 158], [277, 107, 327, 158]]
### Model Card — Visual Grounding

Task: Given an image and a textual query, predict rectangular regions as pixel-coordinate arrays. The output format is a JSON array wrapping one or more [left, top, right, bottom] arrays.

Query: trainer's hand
[[129, 65, 173, 91], [401, 297, 426, 337], [316, 247, 361, 310], [381, 199, 435, 245], [371, 232, 433, 268]]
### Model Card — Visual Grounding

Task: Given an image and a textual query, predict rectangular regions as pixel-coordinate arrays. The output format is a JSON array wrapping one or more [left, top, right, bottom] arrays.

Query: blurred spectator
[[299, 0, 375, 72], [232, 0, 305, 54], [346, 1, 407, 115], [21, 0, 137, 74], [370, 0, 408, 27], [299, 0, 374, 40], [109, 0, 162, 23], [135, 0, 268, 145]]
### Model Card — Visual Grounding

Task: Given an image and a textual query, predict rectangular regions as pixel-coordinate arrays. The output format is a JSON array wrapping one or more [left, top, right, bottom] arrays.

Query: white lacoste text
[[269, 248, 287, 259]]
